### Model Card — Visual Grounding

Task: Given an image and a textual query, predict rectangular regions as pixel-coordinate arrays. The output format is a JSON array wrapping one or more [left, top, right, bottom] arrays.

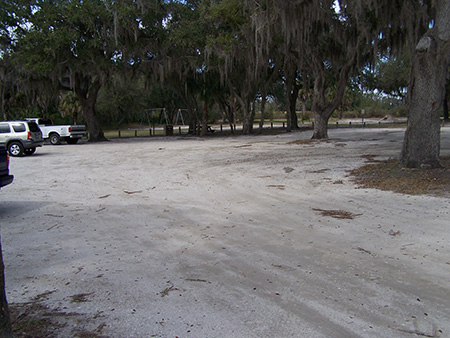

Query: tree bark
[[310, 55, 354, 139], [401, 36, 445, 167], [401, 0, 450, 168], [241, 100, 252, 135], [219, 100, 234, 133], [312, 109, 333, 139], [0, 236, 13, 338], [74, 73, 107, 142], [301, 98, 307, 123], [227, 79, 254, 135], [285, 80, 300, 132], [201, 100, 208, 137], [1, 87, 7, 121], [259, 92, 267, 131], [249, 100, 256, 134], [289, 82, 300, 130], [231, 87, 252, 135], [443, 86, 449, 121]]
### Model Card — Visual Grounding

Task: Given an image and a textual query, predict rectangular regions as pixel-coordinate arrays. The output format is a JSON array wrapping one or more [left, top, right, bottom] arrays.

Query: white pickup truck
[[25, 118, 87, 145]]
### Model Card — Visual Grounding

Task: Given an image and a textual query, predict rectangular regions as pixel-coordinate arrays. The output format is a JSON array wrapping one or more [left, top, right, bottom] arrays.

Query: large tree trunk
[[311, 72, 334, 139], [201, 100, 208, 137], [284, 64, 297, 132], [401, 36, 443, 167], [232, 88, 252, 135], [241, 100, 252, 135], [219, 100, 235, 133], [401, 1, 450, 168], [307, 34, 358, 140], [74, 73, 107, 142], [83, 103, 106, 142], [259, 93, 267, 131], [444, 90, 449, 121], [0, 237, 13, 338], [312, 110, 333, 139], [310, 65, 347, 139], [249, 100, 256, 134], [183, 93, 198, 134], [285, 81, 300, 132], [301, 98, 307, 123], [258, 63, 280, 132], [289, 84, 300, 130], [1, 87, 7, 121], [227, 79, 254, 135]]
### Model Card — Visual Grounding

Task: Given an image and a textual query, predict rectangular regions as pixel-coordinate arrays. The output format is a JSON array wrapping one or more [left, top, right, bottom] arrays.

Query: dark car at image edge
[[0, 146, 14, 189]]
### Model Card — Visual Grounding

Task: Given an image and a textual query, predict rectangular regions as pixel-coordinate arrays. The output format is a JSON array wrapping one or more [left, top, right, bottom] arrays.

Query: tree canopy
[[0, 0, 448, 165]]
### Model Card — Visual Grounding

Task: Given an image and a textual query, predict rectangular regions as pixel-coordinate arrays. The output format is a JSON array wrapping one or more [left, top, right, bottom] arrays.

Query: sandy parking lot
[[1, 127, 449, 337]]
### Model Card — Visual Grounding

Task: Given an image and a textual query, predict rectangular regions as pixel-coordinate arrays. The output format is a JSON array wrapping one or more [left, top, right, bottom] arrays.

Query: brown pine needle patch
[[267, 184, 286, 190], [70, 293, 93, 303], [313, 208, 362, 219], [349, 156, 450, 198], [288, 139, 330, 145]]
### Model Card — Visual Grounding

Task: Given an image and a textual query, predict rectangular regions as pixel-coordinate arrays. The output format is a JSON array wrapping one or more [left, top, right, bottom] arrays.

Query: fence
[[102, 119, 407, 139]]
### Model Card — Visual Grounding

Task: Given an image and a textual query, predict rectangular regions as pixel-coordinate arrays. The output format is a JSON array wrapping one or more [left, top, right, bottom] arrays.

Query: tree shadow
[[0, 201, 50, 218]]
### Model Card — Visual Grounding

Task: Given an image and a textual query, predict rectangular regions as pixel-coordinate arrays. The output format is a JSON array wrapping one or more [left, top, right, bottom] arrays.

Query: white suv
[[0, 121, 44, 156]]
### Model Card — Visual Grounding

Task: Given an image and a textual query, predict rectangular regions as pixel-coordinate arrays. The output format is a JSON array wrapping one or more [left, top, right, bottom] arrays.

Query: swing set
[[142, 108, 187, 127]]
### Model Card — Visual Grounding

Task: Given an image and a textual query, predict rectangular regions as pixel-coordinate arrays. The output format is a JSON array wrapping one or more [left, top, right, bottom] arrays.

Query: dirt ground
[[1, 127, 449, 338]]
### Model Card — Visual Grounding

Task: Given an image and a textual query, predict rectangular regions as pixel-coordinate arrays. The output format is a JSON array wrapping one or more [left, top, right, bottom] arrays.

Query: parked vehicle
[[0, 146, 14, 189], [25, 118, 86, 145], [0, 121, 44, 156]]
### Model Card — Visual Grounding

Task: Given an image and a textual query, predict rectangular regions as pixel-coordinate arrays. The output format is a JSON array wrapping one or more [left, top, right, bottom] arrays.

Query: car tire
[[8, 142, 24, 156], [24, 148, 36, 155], [50, 133, 61, 145]]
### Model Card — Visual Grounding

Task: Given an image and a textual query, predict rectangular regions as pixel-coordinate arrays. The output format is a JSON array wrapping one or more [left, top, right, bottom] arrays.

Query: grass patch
[[103, 128, 164, 138], [349, 156, 450, 198]]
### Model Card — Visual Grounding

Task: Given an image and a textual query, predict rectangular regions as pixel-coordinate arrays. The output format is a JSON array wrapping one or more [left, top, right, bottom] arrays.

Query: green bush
[[301, 113, 310, 122]]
